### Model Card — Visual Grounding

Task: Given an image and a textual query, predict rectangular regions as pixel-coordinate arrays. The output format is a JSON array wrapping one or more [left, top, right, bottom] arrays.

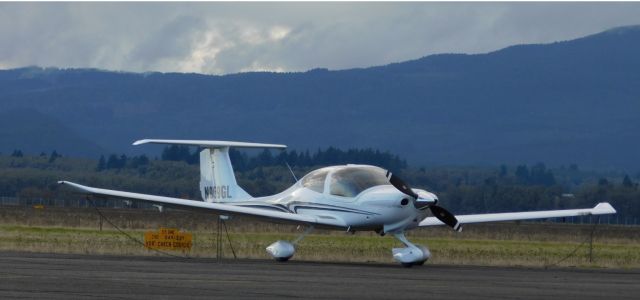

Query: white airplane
[[59, 139, 616, 267]]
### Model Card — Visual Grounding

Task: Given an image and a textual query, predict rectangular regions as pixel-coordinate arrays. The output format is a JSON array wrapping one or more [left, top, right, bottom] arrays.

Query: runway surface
[[0, 252, 638, 299]]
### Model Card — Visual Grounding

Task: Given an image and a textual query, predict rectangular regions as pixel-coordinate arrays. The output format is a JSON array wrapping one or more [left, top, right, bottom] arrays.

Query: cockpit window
[[301, 168, 330, 193], [330, 166, 390, 198]]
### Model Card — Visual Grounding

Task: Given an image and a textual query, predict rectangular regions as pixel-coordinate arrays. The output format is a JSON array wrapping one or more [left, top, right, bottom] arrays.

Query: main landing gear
[[266, 227, 429, 267], [392, 232, 431, 267], [266, 226, 314, 261]]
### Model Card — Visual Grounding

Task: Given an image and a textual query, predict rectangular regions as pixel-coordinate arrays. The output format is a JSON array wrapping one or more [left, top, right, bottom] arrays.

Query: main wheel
[[401, 260, 426, 267]]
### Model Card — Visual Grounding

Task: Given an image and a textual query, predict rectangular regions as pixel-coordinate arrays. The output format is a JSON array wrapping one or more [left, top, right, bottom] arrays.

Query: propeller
[[386, 171, 462, 232]]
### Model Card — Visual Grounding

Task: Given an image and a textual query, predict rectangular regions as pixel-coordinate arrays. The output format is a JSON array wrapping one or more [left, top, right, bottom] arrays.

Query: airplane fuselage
[[219, 183, 431, 233]]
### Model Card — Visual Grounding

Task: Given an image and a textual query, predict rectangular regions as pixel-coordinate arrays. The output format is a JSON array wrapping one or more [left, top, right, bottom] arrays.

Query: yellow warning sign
[[144, 228, 192, 252]]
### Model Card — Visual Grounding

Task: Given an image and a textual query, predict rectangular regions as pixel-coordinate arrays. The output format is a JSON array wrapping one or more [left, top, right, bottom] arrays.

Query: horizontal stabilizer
[[133, 139, 286, 149]]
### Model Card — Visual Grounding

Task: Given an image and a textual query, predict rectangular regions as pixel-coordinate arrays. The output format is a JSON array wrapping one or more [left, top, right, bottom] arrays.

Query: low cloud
[[1, 2, 639, 74]]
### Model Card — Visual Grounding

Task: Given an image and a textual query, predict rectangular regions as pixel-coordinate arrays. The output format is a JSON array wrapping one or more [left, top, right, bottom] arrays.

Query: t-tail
[[133, 139, 286, 202]]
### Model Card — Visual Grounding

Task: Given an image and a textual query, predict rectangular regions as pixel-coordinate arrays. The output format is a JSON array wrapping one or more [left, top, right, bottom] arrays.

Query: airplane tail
[[133, 139, 286, 202]]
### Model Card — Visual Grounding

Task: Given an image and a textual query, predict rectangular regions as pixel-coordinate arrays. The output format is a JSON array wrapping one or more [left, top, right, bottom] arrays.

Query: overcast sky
[[1, 2, 639, 74]]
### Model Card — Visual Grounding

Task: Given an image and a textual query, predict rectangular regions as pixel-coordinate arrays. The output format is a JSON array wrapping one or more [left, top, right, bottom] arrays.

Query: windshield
[[301, 168, 330, 193], [329, 166, 390, 197]]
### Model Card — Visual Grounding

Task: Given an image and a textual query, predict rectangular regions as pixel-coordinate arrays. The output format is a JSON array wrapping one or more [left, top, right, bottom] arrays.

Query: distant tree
[[130, 155, 149, 168], [598, 178, 609, 186], [11, 150, 23, 157], [48, 150, 60, 163], [161, 145, 177, 161], [622, 175, 634, 188], [229, 148, 248, 171], [499, 165, 507, 178], [515, 165, 530, 184], [484, 177, 497, 187], [530, 163, 556, 186], [300, 150, 312, 166], [141, 155, 150, 165], [287, 150, 299, 166], [107, 154, 120, 169], [96, 155, 106, 171], [187, 148, 200, 165], [256, 149, 274, 166], [161, 145, 191, 162], [118, 154, 128, 168]]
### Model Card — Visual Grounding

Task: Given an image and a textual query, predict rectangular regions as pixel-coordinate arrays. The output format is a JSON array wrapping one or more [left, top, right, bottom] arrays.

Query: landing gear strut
[[266, 225, 314, 261], [392, 232, 431, 267]]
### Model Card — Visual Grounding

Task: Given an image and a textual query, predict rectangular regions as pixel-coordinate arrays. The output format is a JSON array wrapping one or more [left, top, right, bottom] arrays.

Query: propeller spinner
[[386, 171, 462, 232]]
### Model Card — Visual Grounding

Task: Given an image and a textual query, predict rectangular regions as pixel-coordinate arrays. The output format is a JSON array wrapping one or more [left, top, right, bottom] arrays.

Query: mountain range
[[1, 25, 639, 171]]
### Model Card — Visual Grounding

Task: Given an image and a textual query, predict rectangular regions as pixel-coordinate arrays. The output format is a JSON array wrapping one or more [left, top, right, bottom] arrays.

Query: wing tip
[[132, 139, 149, 146], [594, 202, 616, 214], [57, 180, 93, 193]]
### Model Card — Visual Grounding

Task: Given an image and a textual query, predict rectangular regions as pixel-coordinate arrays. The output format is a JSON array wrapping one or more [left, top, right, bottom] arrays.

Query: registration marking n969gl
[[204, 185, 232, 199]]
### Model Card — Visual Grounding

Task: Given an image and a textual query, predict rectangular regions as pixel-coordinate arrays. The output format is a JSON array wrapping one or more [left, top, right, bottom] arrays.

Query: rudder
[[199, 147, 252, 202]]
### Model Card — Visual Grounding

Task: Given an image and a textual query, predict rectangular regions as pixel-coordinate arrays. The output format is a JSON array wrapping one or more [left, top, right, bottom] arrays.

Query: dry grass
[[0, 206, 639, 268]]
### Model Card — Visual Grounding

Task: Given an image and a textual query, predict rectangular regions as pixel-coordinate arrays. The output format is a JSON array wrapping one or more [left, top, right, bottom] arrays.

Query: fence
[[0, 196, 156, 210], [0, 195, 638, 226]]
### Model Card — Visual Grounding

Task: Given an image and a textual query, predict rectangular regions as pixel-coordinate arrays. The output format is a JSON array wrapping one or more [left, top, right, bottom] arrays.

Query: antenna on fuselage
[[284, 160, 299, 182]]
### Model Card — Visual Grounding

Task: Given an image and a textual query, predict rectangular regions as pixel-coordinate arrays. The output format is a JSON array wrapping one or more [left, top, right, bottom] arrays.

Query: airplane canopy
[[301, 165, 391, 197], [329, 166, 390, 197]]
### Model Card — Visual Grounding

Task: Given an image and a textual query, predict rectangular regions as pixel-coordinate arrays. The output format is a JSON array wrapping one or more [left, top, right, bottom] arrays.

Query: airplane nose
[[414, 198, 431, 210], [414, 191, 438, 210]]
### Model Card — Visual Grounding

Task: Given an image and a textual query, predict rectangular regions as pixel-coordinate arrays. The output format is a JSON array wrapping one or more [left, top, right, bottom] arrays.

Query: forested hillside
[[1, 26, 639, 170]]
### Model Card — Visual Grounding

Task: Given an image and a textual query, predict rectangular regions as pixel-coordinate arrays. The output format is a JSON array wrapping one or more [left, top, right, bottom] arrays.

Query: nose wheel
[[392, 232, 431, 267]]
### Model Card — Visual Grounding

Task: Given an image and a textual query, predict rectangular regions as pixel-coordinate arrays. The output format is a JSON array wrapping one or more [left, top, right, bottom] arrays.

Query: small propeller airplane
[[59, 139, 616, 267]]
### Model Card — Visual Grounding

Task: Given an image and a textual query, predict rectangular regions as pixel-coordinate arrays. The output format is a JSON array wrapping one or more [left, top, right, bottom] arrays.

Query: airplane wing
[[58, 181, 346, 229], [419, 203, 616, 227]]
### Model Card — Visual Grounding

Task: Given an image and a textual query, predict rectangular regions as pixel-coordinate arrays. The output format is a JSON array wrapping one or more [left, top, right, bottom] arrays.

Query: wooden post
[[589, 226, 594, 263], [589, 216, 599, 263], [216, 216, 222, 261]]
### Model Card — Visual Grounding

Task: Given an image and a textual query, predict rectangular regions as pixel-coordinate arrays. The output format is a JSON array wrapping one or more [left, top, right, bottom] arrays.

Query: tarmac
[[0, 251, 638, 299]]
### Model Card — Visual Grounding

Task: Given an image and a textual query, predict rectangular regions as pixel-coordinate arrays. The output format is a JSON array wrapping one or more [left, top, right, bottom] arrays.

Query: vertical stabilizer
[[133, 139, 286, 203], [199, 147, 252, 202]]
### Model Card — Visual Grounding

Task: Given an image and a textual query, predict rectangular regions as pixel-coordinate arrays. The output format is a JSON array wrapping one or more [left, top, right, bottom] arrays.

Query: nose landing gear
[[392, 232, 431, 267]]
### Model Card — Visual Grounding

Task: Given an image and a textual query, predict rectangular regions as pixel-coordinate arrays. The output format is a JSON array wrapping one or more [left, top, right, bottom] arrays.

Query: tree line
[[159, 145, 408, 172], [0, 149, 638, 224]]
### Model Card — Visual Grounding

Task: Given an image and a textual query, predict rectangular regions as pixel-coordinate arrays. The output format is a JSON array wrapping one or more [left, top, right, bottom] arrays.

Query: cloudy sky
[[1, 2, 639, 74]]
